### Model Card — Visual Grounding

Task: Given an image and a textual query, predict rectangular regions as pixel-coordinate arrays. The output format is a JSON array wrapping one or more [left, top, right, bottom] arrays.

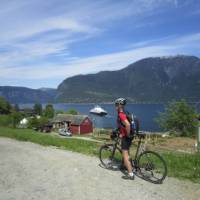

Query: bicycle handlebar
[[110, 130, 146, 141]]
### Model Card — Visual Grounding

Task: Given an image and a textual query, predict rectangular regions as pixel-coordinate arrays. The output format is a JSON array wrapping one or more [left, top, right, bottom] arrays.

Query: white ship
[[89, 105, 107, 116]]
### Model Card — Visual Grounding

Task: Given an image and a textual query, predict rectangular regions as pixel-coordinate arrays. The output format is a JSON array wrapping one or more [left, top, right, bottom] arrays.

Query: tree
[[28, 117, 39, 129], [55, 110, 65, 115], [156, 100, 198, 137], [55, 109, 78, 115], [33, 103, 43, 115], [66, 109, 78, 115], [28, 116, 49, 129], [43, 104, 55, 118], [10, 111, 23, 128], [0, 115, 11, 127], [14, 104, 20, 112], [0, 96, 12, 114], [38, 117, 49, 128]]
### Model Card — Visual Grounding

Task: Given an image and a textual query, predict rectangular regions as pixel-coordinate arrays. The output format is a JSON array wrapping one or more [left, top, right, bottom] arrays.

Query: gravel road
[[0, 137, 199, 200]]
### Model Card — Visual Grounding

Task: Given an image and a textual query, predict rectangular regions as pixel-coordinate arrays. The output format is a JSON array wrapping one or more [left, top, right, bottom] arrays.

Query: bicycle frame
[[100, 133, 167, 184], [111, 133, 145, 162], [134, 134, 145, 160]]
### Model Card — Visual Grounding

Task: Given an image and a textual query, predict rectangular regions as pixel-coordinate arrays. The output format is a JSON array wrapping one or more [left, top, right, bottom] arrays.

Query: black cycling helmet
[[115, 98, 126, 106]]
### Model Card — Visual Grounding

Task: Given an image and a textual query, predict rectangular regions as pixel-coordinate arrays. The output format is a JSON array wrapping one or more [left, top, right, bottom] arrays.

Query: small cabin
[[51, 114, 93, 135]]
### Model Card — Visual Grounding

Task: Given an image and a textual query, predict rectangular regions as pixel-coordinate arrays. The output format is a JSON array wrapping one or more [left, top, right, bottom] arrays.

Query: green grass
[[0, 126, 200, 183], [0, 126, 100, 156], [161, 151, 200, 183]]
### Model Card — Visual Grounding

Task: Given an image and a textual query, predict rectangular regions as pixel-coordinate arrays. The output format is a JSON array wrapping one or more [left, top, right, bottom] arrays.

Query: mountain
[[56, 55, 200, 103], [38, 87, 57, 92], [0, 86, 57, 103], [1, 55, 200, 104]]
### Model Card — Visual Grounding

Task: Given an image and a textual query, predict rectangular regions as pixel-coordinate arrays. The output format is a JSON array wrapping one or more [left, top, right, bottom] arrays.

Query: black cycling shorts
[[121, 136, 133, 150]]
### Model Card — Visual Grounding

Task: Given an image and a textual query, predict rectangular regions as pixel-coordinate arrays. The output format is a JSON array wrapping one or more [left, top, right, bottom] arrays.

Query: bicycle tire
[[137, 151, 167, 184], [99, 144, 122, 170]]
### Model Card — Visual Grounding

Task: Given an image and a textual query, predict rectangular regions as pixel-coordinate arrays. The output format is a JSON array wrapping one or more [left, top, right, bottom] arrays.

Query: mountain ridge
[[57, 55, 200, 103], [0, 86, 57, 104], [0, 55, 200, 103]]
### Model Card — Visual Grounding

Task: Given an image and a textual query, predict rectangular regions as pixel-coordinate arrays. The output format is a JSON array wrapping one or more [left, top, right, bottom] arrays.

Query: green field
[[0, 126, 199, 183], [0, 126, 100, 156]]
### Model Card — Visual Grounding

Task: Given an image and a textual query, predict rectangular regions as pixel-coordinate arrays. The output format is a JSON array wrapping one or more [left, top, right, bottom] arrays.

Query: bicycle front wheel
[[137, 151, 167, 184], [99, 144, 122, 170]]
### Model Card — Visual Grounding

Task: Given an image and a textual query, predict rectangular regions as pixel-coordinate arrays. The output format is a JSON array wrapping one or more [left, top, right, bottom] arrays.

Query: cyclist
[[115, 98, 134, 180]]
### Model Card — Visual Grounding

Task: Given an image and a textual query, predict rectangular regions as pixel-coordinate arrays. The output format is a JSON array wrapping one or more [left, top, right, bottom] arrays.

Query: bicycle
[[99, 132, 168, 184]]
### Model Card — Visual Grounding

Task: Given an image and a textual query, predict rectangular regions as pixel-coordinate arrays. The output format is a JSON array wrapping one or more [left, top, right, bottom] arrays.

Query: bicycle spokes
[[137, 151, 167, 184], [99, 144, 122, 170], [99, 134, 167, 184], [143, 162, 155, 171]]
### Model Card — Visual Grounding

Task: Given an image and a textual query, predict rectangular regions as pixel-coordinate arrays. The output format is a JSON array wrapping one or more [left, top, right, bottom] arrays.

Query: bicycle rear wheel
[[137, 151, 167, 184], [99, 144, 122, 170]]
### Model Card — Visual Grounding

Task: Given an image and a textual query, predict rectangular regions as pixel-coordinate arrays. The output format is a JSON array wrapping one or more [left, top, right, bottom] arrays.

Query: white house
[[19, 118, 29, 128]]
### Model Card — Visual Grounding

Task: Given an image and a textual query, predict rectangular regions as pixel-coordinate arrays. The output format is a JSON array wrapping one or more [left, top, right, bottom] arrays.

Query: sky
[[0, 0, 200, 89]]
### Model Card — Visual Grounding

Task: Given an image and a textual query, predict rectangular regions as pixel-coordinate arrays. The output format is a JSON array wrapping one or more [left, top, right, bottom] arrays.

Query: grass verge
[[162, 151, 200, 183], [0, 126, 199, 183], [0, 126, 100, 156]]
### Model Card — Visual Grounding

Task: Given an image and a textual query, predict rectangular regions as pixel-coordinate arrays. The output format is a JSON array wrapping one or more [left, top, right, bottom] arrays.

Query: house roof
[[51, 114, 90, 125]]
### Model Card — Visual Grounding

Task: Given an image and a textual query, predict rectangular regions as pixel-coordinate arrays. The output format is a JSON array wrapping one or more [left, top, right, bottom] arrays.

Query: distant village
[[0, 96, 94, 137], [19, 107, 94, 136]]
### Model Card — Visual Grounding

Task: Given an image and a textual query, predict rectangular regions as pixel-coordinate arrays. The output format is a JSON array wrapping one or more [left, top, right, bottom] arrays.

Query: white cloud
[[0, 0, 199, 88], [0, 0, 177, 42], [175, 33, 200, 43], [1, 31, 200, 85], [0, 0, 177, 68], [128, 33, 200, 50], [0, 42, 187, 81], [127, 36, 175, 49], [48, 17, 100, 34]]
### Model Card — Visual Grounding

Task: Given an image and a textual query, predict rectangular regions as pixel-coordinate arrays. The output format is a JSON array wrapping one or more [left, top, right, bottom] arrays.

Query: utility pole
[[198, 123, 200, 152], [197, 116, 200, 152]]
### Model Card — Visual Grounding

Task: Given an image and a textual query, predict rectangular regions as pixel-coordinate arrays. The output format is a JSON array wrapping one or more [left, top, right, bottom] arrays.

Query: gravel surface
[[0, 137, 199, 200]]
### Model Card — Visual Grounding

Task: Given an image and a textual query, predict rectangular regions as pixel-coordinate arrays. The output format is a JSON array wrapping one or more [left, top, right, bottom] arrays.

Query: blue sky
[[0, 0, 200, 89]]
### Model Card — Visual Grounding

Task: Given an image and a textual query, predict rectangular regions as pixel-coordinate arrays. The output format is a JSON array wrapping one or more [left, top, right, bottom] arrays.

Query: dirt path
[[0, 137, 199, 200]]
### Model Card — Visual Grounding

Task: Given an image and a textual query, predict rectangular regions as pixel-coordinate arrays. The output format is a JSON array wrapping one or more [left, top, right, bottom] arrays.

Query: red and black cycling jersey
[[117, 111, 128, 137]]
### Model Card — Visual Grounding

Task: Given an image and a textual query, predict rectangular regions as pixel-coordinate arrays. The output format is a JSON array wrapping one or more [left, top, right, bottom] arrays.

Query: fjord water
[[19, 103, 163, 131], [19, 103, 200, 132]]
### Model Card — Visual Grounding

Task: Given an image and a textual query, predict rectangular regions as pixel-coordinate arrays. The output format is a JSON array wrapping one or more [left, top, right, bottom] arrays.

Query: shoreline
[[93, 128, 167, 135], [16, 102, 165, 105]]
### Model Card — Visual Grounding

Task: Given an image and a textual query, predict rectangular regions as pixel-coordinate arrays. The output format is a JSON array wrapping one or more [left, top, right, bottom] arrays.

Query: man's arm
[[123, 119, 131, 135]]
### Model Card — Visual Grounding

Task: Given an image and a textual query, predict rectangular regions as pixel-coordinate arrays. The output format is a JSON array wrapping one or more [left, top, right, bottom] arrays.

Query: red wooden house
[[52, 114, 93, 135]]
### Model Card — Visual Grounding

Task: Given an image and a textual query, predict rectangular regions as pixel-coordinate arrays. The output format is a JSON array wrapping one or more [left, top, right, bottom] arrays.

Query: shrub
[[156, 100, 198, 137], [10, 111, 24, 128], [55, 110, 65, 115], [66, 109, 78, 115], [0, 96, 12, 114], [33, 103, 43, 115], [43, 104, 54, 118], [28, 116, 49, 129], [0, 115, 11, 126], [0, 112, 23, 128]]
